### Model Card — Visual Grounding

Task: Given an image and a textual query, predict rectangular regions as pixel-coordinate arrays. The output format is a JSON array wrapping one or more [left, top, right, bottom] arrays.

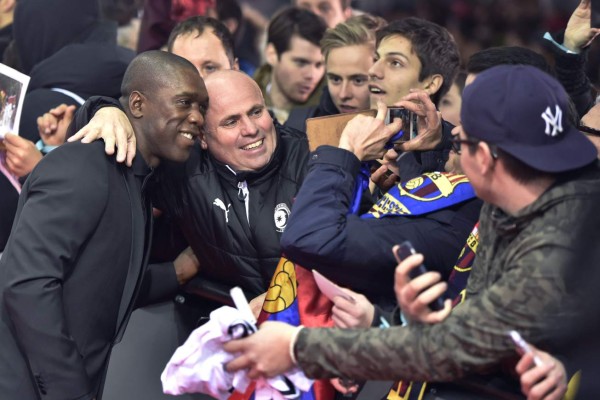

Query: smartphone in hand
[[394, 240, 446, 311], [509, 330, 543, 366]]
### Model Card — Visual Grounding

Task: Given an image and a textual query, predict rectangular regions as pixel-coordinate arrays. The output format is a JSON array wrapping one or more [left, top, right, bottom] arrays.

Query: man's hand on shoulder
[[68, 106, 136, 166]]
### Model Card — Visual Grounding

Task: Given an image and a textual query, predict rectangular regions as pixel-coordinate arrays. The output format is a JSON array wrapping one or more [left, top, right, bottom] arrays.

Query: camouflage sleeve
[[294, 240, 572, 381]]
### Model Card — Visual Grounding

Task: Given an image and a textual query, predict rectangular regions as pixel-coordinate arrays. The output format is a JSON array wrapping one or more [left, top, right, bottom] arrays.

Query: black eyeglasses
[[450, 136, 481, 155], [578, 124, 600, 137], [451, 136, 499, 158]]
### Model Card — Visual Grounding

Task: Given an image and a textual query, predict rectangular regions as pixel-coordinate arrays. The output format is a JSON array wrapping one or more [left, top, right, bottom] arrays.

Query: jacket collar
[[491, 161, 600, 235]]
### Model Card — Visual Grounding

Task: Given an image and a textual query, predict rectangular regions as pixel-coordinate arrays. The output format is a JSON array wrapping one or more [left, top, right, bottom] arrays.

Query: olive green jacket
[[295, 163, 600, 387]]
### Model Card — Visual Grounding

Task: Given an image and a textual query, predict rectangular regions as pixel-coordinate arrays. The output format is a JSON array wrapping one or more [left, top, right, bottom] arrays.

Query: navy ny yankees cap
[[461, 65, 597, 173]]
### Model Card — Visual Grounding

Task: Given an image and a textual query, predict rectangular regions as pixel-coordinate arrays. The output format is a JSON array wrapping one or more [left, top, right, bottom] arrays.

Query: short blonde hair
[[320, 14, 387, 61]]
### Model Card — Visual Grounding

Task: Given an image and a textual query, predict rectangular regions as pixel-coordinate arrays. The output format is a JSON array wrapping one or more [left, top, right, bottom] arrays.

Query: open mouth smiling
[[241, 138, 264, 150]]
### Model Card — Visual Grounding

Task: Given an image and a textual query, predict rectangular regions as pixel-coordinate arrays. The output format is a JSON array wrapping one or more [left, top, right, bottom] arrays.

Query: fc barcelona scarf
[[362, 172, 475, 219]]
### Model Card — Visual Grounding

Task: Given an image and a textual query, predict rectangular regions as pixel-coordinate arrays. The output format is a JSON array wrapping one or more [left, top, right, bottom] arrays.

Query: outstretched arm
[[563, 0, 600, 52], [545, 0, 600, 117]]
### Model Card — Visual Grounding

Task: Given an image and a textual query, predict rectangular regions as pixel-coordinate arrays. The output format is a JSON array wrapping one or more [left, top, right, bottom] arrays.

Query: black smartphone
[[385, 107, 417, 142], [393, 240, 446, 311]]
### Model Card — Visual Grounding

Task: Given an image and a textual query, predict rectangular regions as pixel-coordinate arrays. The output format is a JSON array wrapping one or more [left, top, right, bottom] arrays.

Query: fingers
[[49, 103, 70, 117], [115, 141, 126, 163], [224, 351, 251, 373], [405, 280, 447, 313], [397, 111, 443, 152], [374, 100, 388, 121], [222, 339, 245, 359], [332, 294, 356, 311], [67, 128, 85, 142], [3, 132, 22, 146], [518, 348, 568, 400], [332, 295, 359, 328], [4, 155, 16, 173], [394, 251, 424, 286], [331, 306, 354, 328], [521, 362, 555, 397], [395, 255, 420, 301], [394, 250, 452, 323], [370, 165, 399, 193], [117, 117, 136, 165], [37, 113, 58, 136], [126, 137, 136, 167], [404, 271, 444, 296], [422, 299, 452, 324], [398, 276, 445, 312], [3, 136, 42, 177], [103, 136, 116, 156], [69, 126, 100, 143], [527, 366, 561, 400], [391, 90, 442, 153], [114, 123, 129, 163], [395, 90, 435, 116], [64, 105, 77, 119], [516, 352, 535, 375]]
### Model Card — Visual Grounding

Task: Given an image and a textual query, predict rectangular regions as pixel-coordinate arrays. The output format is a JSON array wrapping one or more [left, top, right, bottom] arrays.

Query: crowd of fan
[[0, 1, 599, 400]]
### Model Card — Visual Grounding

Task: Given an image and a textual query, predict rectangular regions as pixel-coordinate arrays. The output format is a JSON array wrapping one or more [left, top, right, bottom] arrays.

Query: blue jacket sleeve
[[280, 146, 479, 303]]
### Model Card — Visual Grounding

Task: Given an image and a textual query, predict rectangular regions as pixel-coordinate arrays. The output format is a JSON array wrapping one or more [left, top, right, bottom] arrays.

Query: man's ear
[[478, 142, 497, 176], [265, 43, 279, 67], [129, 91, 144, 118], [342, 6, 352, 20], [423, 74, 443, 97]]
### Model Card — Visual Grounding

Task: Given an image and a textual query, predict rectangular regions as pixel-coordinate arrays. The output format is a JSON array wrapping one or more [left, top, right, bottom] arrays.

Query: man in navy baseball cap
[[460, 64, 597, 173]]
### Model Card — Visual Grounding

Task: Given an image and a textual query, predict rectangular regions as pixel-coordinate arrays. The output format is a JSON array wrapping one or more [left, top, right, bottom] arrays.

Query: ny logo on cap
[[541, 105, 563, 137]]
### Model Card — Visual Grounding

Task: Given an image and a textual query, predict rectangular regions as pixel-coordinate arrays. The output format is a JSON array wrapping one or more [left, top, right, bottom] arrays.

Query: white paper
[[312, 269, 354, 302], [0, 63, 30, 139]]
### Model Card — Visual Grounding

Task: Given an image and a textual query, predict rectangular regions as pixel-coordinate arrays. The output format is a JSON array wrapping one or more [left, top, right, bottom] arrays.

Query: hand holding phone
[[509, 330, 544, 366], [384, 107, 417, 149], [393, 241, 446, 311]]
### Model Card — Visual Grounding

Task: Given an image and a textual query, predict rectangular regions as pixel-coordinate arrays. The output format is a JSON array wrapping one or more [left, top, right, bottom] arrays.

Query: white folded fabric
[[161, 306, 312, 399]]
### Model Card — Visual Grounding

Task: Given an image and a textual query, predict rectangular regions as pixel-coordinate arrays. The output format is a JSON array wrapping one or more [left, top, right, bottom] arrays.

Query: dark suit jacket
[[0, 141, 178, 400]]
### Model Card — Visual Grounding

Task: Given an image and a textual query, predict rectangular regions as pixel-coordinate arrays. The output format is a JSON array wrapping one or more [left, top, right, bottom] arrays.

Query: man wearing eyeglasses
[[579, 102, 600, 153], [223, 65, 600, 399]]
